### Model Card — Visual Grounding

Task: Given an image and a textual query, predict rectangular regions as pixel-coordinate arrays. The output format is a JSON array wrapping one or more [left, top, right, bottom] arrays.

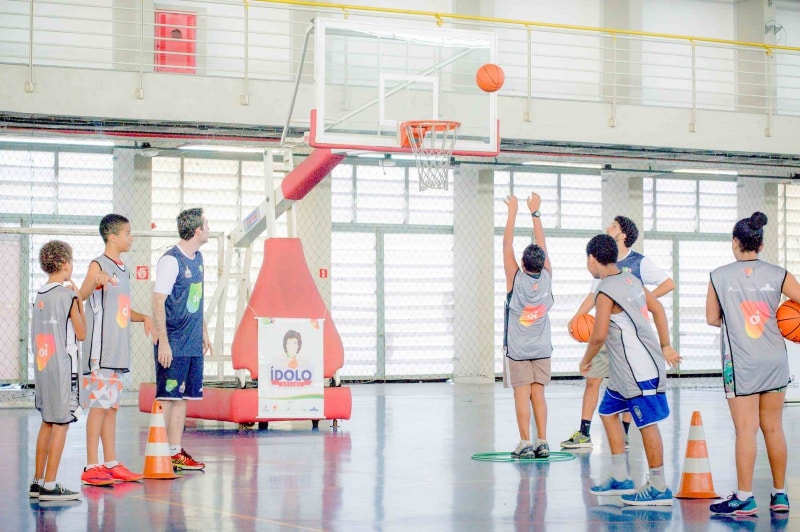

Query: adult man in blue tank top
[[152, 208, 211, 470], [562, 215, 677, 450]]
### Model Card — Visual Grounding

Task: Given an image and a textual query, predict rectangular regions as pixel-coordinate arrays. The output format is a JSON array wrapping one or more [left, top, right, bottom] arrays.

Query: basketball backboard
[[311, 18, 499, 156]]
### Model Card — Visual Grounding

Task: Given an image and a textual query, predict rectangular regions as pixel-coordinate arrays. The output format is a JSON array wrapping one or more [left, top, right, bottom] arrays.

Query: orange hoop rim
[[399, 120, 461, 148]]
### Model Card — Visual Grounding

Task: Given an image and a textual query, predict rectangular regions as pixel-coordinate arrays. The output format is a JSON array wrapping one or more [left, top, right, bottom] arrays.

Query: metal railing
[[2, 0, 800, 125]]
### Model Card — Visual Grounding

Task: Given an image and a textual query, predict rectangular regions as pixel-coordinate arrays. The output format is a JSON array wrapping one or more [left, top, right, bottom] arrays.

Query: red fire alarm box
[[136, 266, 150, 281], [155, 11, 196, 74]]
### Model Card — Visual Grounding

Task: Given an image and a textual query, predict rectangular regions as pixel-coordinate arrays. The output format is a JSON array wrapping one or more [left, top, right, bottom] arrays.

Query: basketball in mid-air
[[570, 313, 595, 343], [776, 299, 800, 342], [476, 63, 505, 93]]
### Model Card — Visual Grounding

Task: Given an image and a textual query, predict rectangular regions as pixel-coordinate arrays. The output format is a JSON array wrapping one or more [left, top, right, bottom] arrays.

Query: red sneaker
[[171, 448, 205, 470], [104, 463, 143, 482], [81, 465, 115, 486]]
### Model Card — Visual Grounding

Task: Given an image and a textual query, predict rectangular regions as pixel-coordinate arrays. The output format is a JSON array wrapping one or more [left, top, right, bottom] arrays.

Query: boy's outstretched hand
[[663, 346, 681, 367], [504, 195, 518, 214], [527, 192, 541, 214]]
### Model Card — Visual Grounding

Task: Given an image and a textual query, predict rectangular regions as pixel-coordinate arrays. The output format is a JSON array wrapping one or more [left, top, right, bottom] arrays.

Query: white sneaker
[[511, 440, 534, 458]]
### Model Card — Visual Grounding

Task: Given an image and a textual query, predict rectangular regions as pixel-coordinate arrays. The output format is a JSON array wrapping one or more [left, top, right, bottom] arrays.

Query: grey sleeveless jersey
[[710, 260, 789, 396], [81, 255, 132, 373], [596, 272, 666, 398], [505, 268, 554, 361], [33, 283, 80, 424]]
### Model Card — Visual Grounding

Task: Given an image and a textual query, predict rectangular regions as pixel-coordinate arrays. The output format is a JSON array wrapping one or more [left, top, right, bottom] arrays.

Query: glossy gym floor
[[3, 378, 798, 531]]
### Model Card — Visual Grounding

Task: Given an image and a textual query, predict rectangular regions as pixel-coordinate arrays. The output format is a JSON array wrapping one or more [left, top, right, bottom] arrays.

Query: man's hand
[[579, 358, 592, 376], [203, 327, 212, 356], [157, 341, 173, 369], [527, 192, 541, 214]]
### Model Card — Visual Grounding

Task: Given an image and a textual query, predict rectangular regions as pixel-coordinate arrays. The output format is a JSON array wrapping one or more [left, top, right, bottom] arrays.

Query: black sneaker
[[39, 483, 82, 501], [29, 482, 41, 498]]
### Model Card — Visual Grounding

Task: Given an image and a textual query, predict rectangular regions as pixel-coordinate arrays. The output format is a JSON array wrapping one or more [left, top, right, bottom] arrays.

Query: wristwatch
[[531, 211, 541, 218]]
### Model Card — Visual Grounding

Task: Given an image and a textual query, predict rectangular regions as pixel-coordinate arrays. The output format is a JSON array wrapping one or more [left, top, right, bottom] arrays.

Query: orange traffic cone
[[143, 399, 178, 479], [676, 411, 718, 498]]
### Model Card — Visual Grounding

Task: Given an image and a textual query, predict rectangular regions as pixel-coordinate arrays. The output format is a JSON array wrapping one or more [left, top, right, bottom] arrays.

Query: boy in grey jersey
[[502, 193, 553, 459], [31, 240, 86, 501], [580, 234, 680, 506], [706, 212, 800, 516], [78, 214, 155, 486], [562, 215, 676, 450]]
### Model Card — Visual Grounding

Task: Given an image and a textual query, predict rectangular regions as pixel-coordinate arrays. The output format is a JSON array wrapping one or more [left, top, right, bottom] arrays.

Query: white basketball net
[[402, 121, 460, 191]]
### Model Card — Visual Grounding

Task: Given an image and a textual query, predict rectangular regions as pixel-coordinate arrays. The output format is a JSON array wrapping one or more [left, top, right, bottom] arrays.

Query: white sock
[[85, 464, 100, 470], [535, 438, 547, 446], [649, 466, 667, 490], [104, 460, 118, 468], [773, 487, 787, 495], [33, 478, 43, 486], [611, 453, 628, 481], [170, 446, 181, 455], [43, 481, 56, 490], [737, 490, 753, 501]]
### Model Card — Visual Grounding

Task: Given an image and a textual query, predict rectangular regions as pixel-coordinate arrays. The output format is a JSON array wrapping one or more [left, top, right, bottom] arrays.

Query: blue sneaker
[[620, 477, 673, 506], [710, 493, 758, 516], [590, 504, 633, 523], [591, 477, 636, 496], [710, 515, 758, 532], [770, 492, 790, 513], [621, 506, 673, 522]]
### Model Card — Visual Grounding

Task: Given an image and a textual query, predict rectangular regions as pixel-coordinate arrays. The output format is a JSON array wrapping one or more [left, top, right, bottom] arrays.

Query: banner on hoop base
[[257, 317, 324, 418]]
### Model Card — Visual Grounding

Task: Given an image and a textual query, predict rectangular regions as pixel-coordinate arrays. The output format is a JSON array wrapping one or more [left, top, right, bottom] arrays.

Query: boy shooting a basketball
[[79, 214, 156, 486], [503, 193, 553, 459], [581, 234, 680, 506]]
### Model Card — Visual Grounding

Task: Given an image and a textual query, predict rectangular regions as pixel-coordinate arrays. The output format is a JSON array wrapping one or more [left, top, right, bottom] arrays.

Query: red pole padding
[[280, 148, 345, 201]]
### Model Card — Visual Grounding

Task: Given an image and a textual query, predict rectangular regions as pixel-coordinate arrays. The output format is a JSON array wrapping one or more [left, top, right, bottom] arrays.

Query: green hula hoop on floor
[[471, 451, 576, 463]]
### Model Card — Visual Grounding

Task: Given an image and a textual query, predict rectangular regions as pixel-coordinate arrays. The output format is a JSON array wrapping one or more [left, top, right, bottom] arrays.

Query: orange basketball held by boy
[[570, 313, 595, 343], [776, 299, 800, 342], [476, 63, 505, 93]]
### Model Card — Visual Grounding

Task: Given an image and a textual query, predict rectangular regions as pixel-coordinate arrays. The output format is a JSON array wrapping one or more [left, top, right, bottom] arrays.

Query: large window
[[151, 156, 289, 370], [493, 170, 603, 374], [0, 147, 114, 382], [332, 163, 455, 379]]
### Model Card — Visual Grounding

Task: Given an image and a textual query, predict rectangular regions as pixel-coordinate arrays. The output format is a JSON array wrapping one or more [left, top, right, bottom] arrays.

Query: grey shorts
[[585, 349, 610, 379], [508, 357, 552, 388]]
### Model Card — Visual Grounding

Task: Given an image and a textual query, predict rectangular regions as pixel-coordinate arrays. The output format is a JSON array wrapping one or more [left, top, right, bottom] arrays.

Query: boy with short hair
[[503, 193, 553, 459], [562, 215, 676, 450], [79, 214, 155, 485], [31, 240, 86, 501], [580, 234, 680, 506]]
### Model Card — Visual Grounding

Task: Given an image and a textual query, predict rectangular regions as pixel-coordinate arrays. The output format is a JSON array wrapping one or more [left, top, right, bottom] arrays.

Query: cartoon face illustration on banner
[[187, 282, 202, 313], [36, 334, 56, 371], [116, 293, 130, 328]]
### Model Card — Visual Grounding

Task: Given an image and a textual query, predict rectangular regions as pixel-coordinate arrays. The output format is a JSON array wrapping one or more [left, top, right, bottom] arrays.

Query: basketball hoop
[[399, 120, 460, 191]]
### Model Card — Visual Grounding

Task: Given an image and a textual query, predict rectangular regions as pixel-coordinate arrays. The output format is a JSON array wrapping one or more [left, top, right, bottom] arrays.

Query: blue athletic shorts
[[155, 354, 204, 400], [598, 379, 669, 428]]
